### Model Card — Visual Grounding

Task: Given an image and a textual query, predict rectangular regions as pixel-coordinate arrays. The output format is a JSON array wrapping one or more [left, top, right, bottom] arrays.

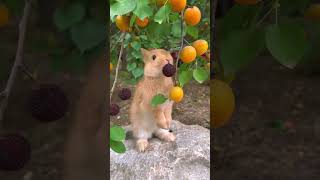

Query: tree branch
[[0, 0, 33, 129], [174, 11, 185, 85], [110, 32, 126, 100], [212, 0, 223, 78]]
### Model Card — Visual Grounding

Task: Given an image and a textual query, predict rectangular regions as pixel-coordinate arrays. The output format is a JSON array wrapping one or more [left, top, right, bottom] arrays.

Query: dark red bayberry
[[110, 103, 120, 116], [162, 63, 176, 77], [118, 88, 131, 100], [28, 84, 69, 122], [0, 134, 31, 171]]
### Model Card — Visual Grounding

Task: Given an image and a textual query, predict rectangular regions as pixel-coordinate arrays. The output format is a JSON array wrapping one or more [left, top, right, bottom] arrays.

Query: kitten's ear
[[141, 48, 150, 62]]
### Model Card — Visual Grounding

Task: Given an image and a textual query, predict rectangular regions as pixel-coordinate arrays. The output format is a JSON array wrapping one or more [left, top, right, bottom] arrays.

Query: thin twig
[[110, 31, 124, 53], [256, 0, 275, 27], [0, 0, 33, 129], [19, 63, 36, 80], [183, 38, 191, 45], [175, 11, 185, 85], [110, 32, 126, 100]]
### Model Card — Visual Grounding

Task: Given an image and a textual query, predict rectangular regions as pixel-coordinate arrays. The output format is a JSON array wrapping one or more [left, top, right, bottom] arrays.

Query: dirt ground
[[110, 80, 210, 128], [213, 56, 320, 180]]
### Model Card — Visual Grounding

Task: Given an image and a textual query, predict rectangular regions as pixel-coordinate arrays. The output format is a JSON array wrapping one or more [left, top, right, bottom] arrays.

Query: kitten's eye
[[152, 55, 156, 60]]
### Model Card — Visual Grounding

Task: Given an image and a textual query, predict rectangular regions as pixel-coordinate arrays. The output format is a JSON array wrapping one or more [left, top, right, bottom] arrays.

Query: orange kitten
[[129, 48, 176, 152]]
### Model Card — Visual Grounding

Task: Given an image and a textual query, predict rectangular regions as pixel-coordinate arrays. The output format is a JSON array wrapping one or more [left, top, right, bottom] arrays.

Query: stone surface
[[110, 120, 210, 180]]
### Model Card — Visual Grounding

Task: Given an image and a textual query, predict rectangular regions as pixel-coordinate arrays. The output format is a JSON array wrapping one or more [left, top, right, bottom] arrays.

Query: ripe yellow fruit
[[170, 0, 186, 12], [156, 0, 166, 7], [184, 6, 201, 26], [115, 15, 130, 32], [304, 4, 320, 20], [211, 79, 235, 128], [234, 0, 259, 5], [136, 17, 149, 28], [0, 4, 9, 27], [169, 86, 184, 102], [110, 63, 113, 71], [192, 40, 208, 56], [180, 46, 197, 63]]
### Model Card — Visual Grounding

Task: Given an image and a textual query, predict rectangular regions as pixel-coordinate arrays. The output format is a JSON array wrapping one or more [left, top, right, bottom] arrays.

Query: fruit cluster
[[110, 88, 132, 116], [110, 0, 210, 115], [0, 84, 69, 171]]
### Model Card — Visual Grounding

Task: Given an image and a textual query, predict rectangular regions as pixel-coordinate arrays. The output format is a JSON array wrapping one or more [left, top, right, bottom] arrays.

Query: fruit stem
[[174, 10, 185, 85], [183, 38, 191, 45], [256, 0, 277, 27], [110, 32, 126, 100], [0, 0, 33, 129], [19, 63, 36, 81], [110, 31, 123, 53]]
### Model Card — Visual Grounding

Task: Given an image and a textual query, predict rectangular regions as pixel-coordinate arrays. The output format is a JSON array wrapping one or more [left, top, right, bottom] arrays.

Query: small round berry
[[110, 103, 120, 116], [118, 88, 131, 100]]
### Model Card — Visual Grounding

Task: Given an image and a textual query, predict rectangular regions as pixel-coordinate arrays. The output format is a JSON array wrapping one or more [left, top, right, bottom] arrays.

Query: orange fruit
[[156, 0, 166, 6], [234, 0, 259, 5], [170, 0, 186, 12], [169, 86, 184, 102], [304, 4, 320, 20], [184, 6, 201, 26], [180, 46, 197, 63], [0, 4, 9, 27], [110, 63, 113, 71], [192, 40, 208, 56], [115, 15, 130, 32], [136, 17, 149, 28], [211, 79, 235, 128]]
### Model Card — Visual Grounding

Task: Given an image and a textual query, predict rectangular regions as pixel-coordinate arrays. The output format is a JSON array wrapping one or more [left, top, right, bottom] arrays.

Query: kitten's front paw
[[136, 139, 149, 152]]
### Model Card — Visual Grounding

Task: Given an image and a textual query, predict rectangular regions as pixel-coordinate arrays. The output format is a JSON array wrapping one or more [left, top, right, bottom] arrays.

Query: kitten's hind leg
[[133, 128, 152, 152]]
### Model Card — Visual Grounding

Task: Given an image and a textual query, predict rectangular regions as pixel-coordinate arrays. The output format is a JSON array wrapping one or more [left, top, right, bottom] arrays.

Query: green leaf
[[127, 62, 137, 71], [154, 5, 170, 24], [186, 26, 198, 39], [179, 70, 193, 87], [217, 4, 259, 42], [265, 22, 307, 68], [220, 29, 265, 74], [193, 68, 209, 83], [132, 67, 144, 78], [151, 94, 167, 107], [110, 140, 126, 153], [146, 22, 171, 39], [110, 0, 137, 20], [131, 41, 141, 50], [53, 2, 85, 31], [130, 14, 137, 27], [133, 0, 153, 19], [70, 20, 106, 53], [131, 50, 142, 59], [169, 12, 180, 22], [110, 126, 126, 141], [171, 21, 186, 38], [124, 78, 139, 85]]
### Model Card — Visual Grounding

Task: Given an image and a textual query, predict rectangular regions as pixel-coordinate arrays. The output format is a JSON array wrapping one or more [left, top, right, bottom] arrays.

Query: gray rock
[[110, 120, 210, 180]]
